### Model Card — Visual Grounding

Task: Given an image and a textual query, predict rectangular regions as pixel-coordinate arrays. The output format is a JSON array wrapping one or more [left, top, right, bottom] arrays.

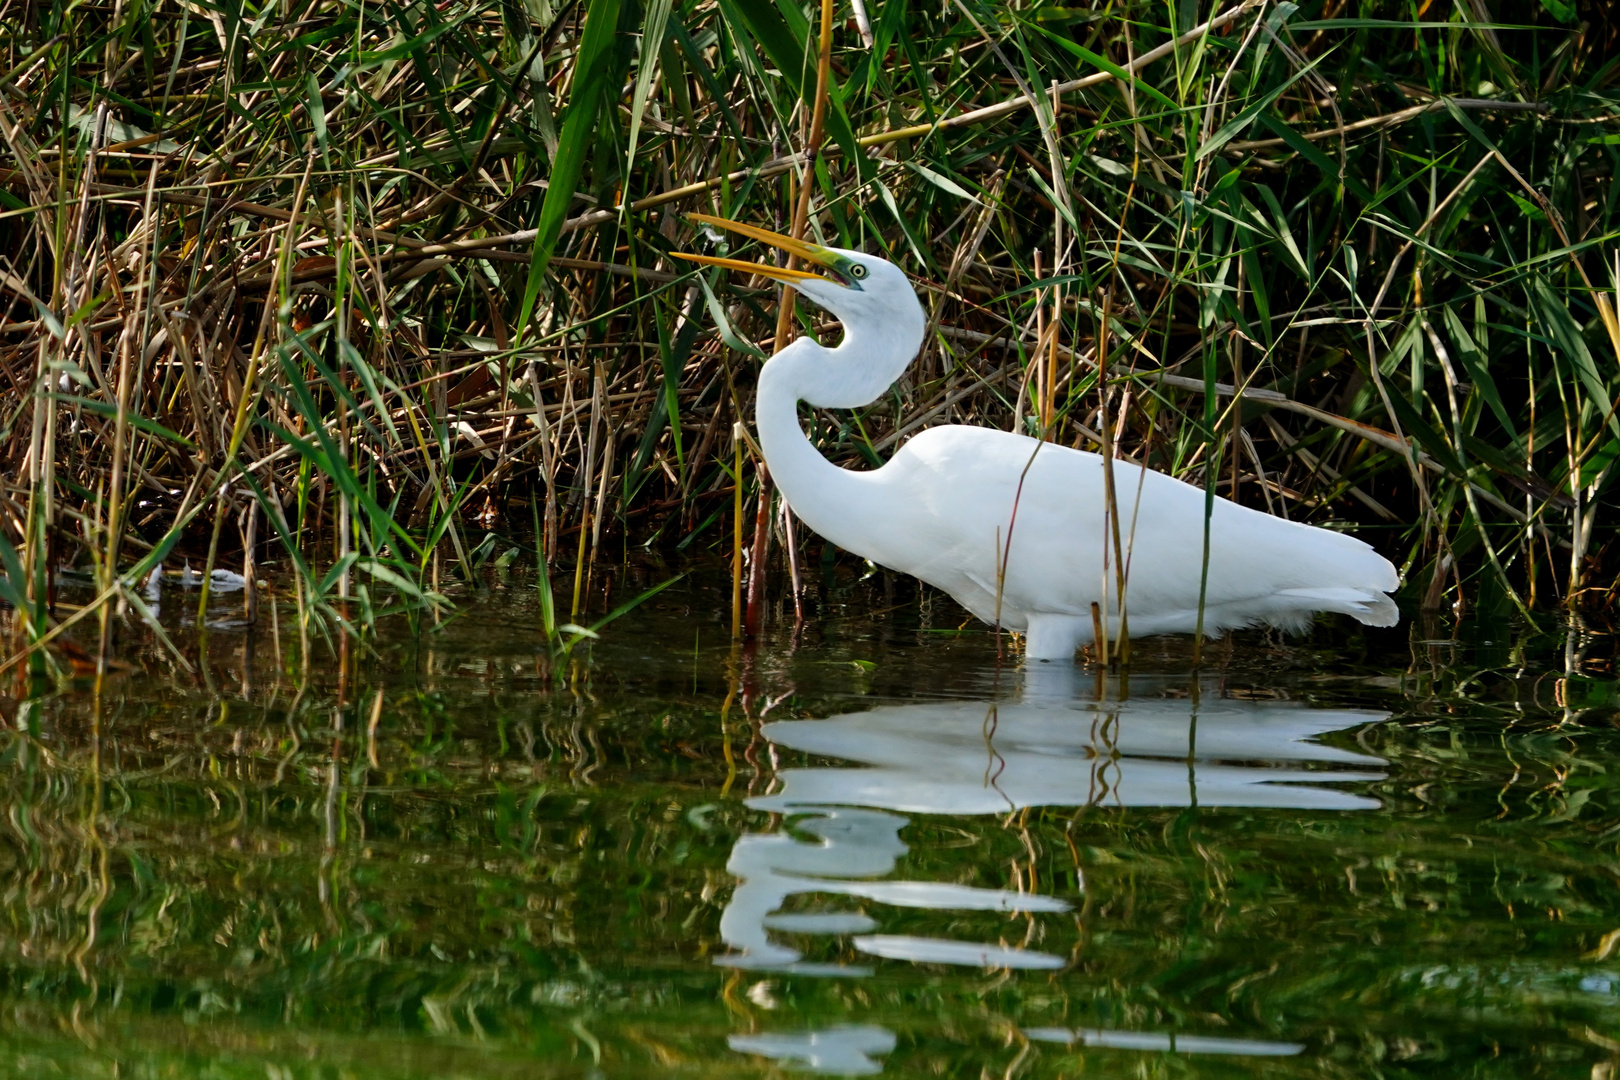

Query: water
[[5, 560, 1620, 1077]]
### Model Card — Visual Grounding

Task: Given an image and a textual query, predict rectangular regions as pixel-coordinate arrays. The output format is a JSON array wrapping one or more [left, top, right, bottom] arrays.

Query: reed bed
[[1, 0, 1617, 667]]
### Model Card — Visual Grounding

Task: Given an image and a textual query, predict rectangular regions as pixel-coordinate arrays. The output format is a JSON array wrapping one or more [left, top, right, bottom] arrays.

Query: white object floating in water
[[1024, 1027, 1305, 1057], [207, 569, 248, 592], [729, 1025, 896, 1076], [144, 563, 164, 602], [175, 562, 248, 592], [852, 934, 1065, 970]]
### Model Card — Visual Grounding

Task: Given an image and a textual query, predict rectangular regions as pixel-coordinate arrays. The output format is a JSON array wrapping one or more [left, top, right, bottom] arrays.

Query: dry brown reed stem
[[1098, 143, 1144, 667], [1040, 80, 1065, 437], [1096, 286, 1121, 667], [742, 0, 837, 641], [98, 217, 139, 663], [731, 424, 744, 641]]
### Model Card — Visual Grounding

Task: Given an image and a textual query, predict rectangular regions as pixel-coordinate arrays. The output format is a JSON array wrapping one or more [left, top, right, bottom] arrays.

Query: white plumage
[[679, 216, 1400, 660]]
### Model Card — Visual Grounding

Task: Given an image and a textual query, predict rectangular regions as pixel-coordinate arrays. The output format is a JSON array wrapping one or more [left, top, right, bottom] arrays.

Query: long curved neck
[[754, 325, 908, 542], [755, 341, 859, 538]]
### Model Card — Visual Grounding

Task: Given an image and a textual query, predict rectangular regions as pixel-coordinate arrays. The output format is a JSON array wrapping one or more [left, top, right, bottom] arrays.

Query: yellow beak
[[672, 213, 840, 284]]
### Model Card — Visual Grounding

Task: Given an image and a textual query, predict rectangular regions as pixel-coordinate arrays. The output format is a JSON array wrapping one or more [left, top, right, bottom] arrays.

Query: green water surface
[[4, 561, 1620, 1077]]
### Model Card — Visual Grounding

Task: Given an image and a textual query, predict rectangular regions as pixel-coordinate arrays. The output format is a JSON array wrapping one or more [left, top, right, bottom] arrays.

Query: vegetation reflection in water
[[4, 563, 1620, 1077]]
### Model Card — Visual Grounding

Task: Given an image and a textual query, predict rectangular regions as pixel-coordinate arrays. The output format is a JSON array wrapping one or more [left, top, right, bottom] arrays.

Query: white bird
[[676, 215, 1399, 660]]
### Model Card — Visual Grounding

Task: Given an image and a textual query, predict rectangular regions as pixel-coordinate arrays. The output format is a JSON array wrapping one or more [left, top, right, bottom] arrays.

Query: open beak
[[672, 213, 842, 284]]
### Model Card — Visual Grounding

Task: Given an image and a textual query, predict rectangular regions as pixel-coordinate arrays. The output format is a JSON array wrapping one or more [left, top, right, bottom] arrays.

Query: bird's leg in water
[[731, 424, 744, 639], [1026, 614, 1088, 662]]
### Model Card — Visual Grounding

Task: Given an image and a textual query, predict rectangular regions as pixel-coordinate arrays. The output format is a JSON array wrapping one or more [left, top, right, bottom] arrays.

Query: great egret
[[676, 214, 1399, 660]]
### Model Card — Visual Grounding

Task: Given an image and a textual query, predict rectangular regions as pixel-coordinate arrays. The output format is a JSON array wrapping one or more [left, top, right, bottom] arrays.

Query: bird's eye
[[849, 263, 868, 279]]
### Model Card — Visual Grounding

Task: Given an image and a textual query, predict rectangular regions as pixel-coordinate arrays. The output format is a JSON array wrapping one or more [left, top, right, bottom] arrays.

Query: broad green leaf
[[904, 161, 979, 202], [1581, 437, 1620, 488], [515, 0, 624, 342], [624, 0, 673, 177], [52, 395, 195, 448], [306, 73, 329, 166], [339, 339, 402, 446], [1381, 382, 1468, 478], [0, 530, 29, 614], [877, 179, 932, 267], [696, 274, 766, 360], [1441, 305, 1514, 436], [356, 16, 462, 62], [1256, 113, 1375, 203], [1196, 52, 1327, 161], [269, 344, 423, 557], [1538, 0, 1576, 23], [360, 558, 436, 604], [1249, 187, 1311, 280], [586, 571, 687, 632], [1532, 275, 1619, 438], [713, 0, 862, 171], [1030, 27, 1178, 110], [318, 552, 359, 597]]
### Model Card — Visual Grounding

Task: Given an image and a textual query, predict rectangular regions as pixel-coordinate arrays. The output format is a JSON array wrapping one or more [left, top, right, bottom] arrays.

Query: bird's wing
[[1062, 459, 1397, 616], [860, 427, 1110, 617], [872, 426, 1394, 624]]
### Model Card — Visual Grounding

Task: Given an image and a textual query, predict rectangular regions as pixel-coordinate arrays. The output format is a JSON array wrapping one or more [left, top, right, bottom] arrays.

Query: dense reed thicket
[[1, 0, 1617, 663]]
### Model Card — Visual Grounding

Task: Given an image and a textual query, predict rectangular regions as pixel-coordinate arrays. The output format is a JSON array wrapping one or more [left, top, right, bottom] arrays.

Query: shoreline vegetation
[[1, 0, 1618, 672]]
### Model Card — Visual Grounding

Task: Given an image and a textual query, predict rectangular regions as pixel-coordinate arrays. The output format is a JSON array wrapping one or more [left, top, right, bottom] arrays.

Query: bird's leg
[[1025, 614, 1088, 662]]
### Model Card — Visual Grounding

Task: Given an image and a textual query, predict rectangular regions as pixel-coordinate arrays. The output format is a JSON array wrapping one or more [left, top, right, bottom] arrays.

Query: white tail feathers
[[1275, 586, 1400, 628]]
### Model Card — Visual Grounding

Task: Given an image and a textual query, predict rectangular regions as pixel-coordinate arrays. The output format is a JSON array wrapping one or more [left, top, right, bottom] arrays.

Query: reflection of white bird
[[715, 681, 1385, 976], [753, 689, 1388, 815], [677, 216, 1400, 660], [717, 806, 1069, 976]]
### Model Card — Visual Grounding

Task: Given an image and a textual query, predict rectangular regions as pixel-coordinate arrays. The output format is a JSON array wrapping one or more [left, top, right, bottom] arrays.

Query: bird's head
[[673, 213, 920, 337]]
